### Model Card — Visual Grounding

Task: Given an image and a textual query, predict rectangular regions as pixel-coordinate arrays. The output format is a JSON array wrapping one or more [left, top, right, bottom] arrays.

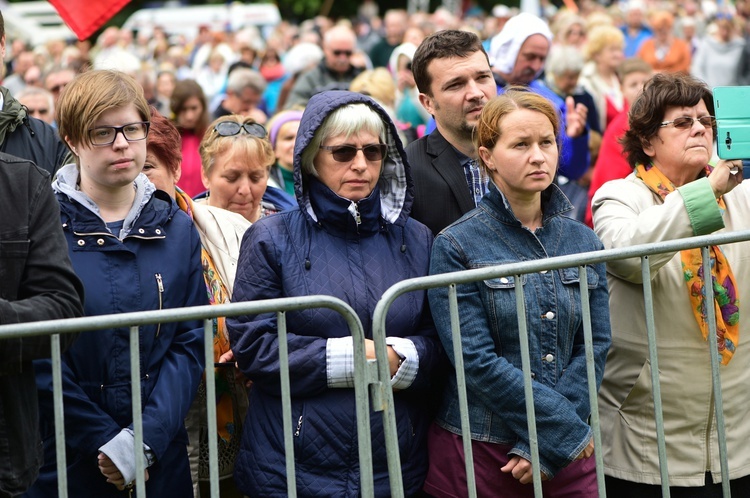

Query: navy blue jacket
[[27, 169, 207, 497], [228, 91, 442, 497]]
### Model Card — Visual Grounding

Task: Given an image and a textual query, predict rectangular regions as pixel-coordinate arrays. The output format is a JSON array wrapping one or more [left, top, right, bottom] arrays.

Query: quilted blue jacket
[[228, 91, 442, 497], [26, 168, 207, 497]]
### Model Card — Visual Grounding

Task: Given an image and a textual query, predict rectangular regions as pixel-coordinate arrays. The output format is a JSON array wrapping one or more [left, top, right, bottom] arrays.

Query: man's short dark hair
[[411, 30, 487, 96]]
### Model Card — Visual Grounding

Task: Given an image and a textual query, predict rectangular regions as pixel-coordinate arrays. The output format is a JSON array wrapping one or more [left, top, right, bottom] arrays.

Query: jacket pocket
[[481, 274, 527, 356], [0, 239, 30, 300], [80, 374, 152, 427], [558, 266, 599, 289]]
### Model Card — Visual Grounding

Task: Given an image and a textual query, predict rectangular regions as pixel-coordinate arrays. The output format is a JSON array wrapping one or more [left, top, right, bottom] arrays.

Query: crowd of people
[[3, 0, 750, 496]]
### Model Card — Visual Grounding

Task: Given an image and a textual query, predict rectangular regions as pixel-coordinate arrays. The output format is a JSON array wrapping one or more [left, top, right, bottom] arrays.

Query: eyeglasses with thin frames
[[213, 121, 267, 138], [332, 49, 353, 57], [88, 122, 150, 146], [319, 144, 387, 163], [660, 116, 716, 130]]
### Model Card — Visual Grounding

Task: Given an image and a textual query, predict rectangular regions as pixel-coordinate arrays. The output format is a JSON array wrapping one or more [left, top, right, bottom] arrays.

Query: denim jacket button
[[77, 239, 85, 246], [545, 311, 555, 320], [544, 353, 555, 363], [540, 270, 548, 274], [97, 238, 105, 246], [500, 277, 509, 284]]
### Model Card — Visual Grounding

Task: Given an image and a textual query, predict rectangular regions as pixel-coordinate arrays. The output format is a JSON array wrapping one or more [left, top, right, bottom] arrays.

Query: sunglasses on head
[[660, 116, 716, 130], [319, 143, 387, 162], [332, 49, 353, 57], [214, 121, 267, 138]]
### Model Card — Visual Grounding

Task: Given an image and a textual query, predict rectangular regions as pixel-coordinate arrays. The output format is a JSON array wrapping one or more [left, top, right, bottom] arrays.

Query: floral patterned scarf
[[635, 163, 739, 364], [175, 189, 236, 441]]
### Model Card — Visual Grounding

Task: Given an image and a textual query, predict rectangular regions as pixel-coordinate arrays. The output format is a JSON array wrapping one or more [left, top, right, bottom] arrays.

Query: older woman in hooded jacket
[[227, 90, 442, 497]]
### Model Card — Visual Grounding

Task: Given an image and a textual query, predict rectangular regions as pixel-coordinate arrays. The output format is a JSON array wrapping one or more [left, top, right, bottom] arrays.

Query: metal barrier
[[372, 229, 750, 498], [0, 295, 382, 498], [2, 230, 750, 497]]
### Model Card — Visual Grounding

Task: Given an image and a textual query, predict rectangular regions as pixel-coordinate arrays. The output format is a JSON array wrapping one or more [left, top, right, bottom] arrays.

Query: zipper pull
[[155, 274, 164, 337], [294, 415, 303, 437], [347, 202, 362, 228]]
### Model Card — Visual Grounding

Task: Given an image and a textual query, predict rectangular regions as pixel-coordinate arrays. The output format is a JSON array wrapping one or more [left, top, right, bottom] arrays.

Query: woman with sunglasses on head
[[142, 108, 250, 498], [226, 90, 442, 497], [592, 73, 750, 496], [26, 70, 207, 497], [197, 114, 295, 223]]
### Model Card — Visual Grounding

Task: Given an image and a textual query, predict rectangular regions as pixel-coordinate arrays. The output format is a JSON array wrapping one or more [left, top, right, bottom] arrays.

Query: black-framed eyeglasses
[[213, 121, 267, 138], [332, 49, 353, 57], [88, 122, 150, 146], [405, 62, 412, 72], [660, 116, 716, 130], [319, 143, 387, 162]]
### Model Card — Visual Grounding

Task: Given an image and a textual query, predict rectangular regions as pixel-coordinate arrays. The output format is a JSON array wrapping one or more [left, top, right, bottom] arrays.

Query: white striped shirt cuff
[[386, 337, 418, 390], [326, 337, 419, 389]]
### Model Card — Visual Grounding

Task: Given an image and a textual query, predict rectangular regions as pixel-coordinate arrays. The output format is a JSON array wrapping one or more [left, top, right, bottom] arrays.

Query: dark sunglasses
[[405, 62, 412, 71], [332, 49, 353, 57], [214, 121, 267, 138], [660, 116, 716, 130], [49, 83, 67, 94], [319, 143, 387, 162]]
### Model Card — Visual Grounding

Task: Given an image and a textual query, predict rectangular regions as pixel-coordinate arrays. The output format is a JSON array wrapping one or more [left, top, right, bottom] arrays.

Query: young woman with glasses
[[226, 91, 442, 496], [26, 70, 207, 497], [197, 114, 294, 223]]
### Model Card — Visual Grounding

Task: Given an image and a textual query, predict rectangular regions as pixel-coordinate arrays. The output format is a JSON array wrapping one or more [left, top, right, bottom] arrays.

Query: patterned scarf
[[175, 190, 236, 441], [635, 163, 739, 364]]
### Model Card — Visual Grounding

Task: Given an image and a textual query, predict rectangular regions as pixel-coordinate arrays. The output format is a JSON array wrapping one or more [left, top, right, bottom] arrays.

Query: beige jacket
[[592, 173, 750, 486], [191, 202, 250, 297]]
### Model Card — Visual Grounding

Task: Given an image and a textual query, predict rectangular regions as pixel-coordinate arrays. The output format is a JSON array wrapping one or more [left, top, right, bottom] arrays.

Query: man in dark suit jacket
[[405, 30, 497, 235]]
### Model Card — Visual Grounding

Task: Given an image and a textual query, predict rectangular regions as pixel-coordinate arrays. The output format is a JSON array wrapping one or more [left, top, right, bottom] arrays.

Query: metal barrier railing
[[0, 295, 380, 498], [3, 230, 750, 497], [372, 229, 750, 498]]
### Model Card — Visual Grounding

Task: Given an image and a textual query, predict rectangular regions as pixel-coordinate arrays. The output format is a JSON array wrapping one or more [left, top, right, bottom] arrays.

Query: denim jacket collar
[[482, 181, 573, 228]]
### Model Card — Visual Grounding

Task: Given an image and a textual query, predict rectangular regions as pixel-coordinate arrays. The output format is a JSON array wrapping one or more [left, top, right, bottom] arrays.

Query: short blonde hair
[[349, 68, 397, 108], [56, 70, 150, 149], [199, 114, 275, 177], [583, 25, 624, 60]]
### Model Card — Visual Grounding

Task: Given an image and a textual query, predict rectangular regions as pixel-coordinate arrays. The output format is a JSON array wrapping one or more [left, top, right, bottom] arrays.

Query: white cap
[[492, 4, 512, 18], [488, 12, 553, 74]]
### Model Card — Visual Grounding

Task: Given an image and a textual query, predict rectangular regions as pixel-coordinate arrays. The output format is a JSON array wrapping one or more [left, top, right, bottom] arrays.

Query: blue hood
[[293, 90, 414, 227]]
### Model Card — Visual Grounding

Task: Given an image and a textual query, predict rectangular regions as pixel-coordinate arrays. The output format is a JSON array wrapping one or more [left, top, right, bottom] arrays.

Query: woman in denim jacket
[[424, 89, 612, 497]]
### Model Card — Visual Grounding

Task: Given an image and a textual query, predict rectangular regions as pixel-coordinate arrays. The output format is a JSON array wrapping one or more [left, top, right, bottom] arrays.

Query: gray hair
[[17, 86, 55, 111], [226, 67, 267, 95], [301, 103, 386, 177], [545, 45, 585, 76]]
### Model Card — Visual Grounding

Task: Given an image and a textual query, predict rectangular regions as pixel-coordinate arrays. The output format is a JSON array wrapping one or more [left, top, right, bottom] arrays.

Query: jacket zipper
[[155, 273, 164, 337], [347, 202, 362, 234], [294, 415, 303, 437]]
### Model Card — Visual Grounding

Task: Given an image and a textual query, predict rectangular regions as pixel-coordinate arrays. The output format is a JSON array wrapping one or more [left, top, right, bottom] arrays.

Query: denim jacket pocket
[[482, 274, 527, 289], [0, 239, 30, 300], [558, 266, 599, 289], [481, 274, 527, 357]]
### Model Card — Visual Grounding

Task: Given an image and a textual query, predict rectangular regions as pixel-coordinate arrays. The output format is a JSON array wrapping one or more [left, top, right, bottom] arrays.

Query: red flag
[[48, 0, 132, 41]]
